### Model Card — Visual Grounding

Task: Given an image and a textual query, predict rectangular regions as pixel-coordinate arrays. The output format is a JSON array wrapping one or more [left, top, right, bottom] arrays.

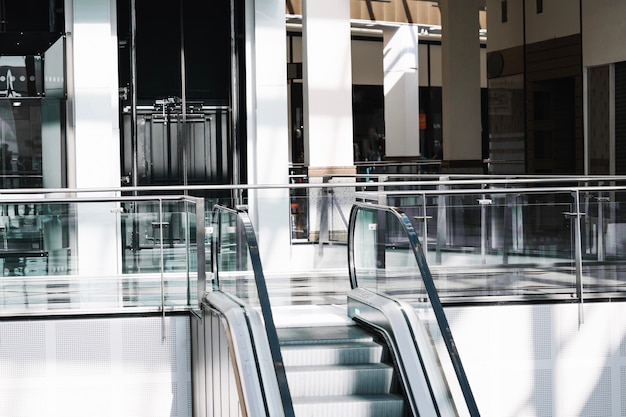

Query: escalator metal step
[[278, 325, 406, 417], [278, 325, 375, 345], [292, 394, 405, 417], [285, 363, 395, 397], [281, 341, 384, 366]]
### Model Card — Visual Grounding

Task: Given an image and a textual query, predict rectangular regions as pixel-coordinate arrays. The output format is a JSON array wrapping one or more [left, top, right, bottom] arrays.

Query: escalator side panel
[[348, 287, 461, 417], [203, 291, 286, 417]]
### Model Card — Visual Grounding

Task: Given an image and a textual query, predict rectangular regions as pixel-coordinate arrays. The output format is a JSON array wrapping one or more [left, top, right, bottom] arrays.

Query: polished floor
[[2, 258, 626, 317]]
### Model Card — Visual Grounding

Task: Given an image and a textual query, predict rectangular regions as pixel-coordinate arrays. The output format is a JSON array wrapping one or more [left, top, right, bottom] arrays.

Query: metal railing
[[0, 191, 205, 317], [2, 176, 626, 316]]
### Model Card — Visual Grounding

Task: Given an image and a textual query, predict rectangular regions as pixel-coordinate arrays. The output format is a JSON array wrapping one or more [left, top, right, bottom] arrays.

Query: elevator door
[[122, 105, 230, 189]]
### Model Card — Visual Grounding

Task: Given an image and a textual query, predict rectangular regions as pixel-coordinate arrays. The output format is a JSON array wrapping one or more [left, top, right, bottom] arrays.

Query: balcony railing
[[1, 175, 626, 318]]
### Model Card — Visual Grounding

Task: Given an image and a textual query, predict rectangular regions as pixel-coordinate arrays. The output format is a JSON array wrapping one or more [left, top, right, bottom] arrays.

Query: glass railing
[[2, 177, 626, 316], [0, 193, 205, 316], [348, 202, 480, 417], [212, 205, 260, 300], [352, 179, 626, 305]]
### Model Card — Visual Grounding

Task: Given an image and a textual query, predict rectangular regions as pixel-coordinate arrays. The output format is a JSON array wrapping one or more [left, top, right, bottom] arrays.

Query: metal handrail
[[1, 174, 626, 196]]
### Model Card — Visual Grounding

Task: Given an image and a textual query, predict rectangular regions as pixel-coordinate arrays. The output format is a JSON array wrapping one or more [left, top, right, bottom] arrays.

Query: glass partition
[[0, 195, 203, 315], [212, 205, 257, 303]]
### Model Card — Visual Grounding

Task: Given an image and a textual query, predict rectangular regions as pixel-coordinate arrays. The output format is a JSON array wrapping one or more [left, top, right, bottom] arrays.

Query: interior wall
[[582, 0, 626, 67], [486, 0, 524, 53], [448, 301, 626, 417], [0, 315, 192, 417], [523, 0, 580, 45]]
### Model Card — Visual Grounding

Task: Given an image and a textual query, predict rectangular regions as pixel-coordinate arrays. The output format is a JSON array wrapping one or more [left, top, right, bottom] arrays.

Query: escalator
[[198, 203, 480, 417], [279, 325, 405, 416]]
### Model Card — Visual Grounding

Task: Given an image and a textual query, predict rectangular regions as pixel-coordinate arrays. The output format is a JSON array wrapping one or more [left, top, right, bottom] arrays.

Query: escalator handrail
[[347, 202, 480, 417], [212, 204, 295, 417], [349, 287, 455, 417]]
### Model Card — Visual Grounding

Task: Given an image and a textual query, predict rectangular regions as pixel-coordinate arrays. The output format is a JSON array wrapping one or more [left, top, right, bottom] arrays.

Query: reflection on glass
[[352, 207, 427, 300], [0, 99, 43, 189]]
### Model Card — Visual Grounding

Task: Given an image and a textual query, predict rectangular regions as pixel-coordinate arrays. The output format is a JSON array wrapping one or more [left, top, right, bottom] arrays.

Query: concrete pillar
[[245, 0, 291, 272], [383, 24, 420, 158], [440, 0, 483, 171], [302, 0, 354, 176], [66, 0, 120, 276], [300, 0, 354, 255]]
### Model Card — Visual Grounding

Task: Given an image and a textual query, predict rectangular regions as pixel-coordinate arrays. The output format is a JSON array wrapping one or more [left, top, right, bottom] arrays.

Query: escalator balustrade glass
[[348, 203, 481, 417]]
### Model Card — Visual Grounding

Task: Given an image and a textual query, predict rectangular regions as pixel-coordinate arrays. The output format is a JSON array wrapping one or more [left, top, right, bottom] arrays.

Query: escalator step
[[281, 341, 384, 366], [278, 325, 375, 345], [285, 363, 395, 397], [292, 394, 405, 417]]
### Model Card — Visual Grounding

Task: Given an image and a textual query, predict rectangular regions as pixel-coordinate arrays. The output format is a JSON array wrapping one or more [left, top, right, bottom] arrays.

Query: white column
[[66, 0, 120, 277], [302, 0, 354, 174], [246, 0, 291, 272], [383, 25, 420, 158], [441, 0, 482, 169]]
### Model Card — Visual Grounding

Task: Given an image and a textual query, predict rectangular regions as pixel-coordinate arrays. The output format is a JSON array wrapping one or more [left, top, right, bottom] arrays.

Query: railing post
[[435, 178, 448, 265], [596, 195, 609, 262], [478, 195, 492, 265], [503, 194, 512, 265], [412, 193, 431, 256], [317, 179, 330, 256], [564, 191, 585, 326], [158, 198, 166, 339], [195, 197, 206, 309]]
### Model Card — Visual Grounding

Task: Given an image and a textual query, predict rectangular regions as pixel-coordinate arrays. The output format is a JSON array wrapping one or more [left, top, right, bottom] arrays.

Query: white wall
[[524, 0, 580, 45], [486, 0, 524, 53], [448, 302, 626, 416], [487, 0, 579, 51], [0, 316, 191, 417], [582, 0, 626, 67]]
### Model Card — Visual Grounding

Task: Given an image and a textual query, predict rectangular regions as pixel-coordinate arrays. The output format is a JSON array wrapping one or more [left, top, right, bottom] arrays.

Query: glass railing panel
[[0, 196, 202, 315], [120, 199, 199, 307], [212, 206, 258, 305], [121, 200, 196, 273], [580, 190, 626, 297], [350, 206, 427, 301], [375, 188, 580, 299]]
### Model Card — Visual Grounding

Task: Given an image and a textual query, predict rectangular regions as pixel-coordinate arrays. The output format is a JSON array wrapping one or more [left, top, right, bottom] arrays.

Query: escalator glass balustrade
[[348, 203, 481, 417]]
